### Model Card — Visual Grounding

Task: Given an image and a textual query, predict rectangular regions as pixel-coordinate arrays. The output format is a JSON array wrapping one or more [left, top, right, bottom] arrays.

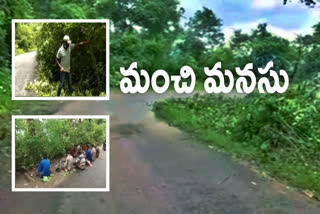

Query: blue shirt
[[86, 149, 93, 162], [37, 159, 51, 177]]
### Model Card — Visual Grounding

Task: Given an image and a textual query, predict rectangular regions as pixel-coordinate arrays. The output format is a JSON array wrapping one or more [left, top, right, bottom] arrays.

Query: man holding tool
[[56, 35, 90, 96]]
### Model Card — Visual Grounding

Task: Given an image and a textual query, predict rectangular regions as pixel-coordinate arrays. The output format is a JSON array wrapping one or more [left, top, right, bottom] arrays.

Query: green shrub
[[153, 78, 320, 193], [15, 23, 38, 54], [15, 119, 106, 170], [35, 23, 106, 96]]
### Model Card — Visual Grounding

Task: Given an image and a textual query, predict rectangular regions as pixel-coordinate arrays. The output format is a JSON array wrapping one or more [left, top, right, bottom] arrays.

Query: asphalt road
[[57, 149, 107, 189], [2, 53, 320, 214], [1, 92, 320, 213], [14, 51, 37, 97]]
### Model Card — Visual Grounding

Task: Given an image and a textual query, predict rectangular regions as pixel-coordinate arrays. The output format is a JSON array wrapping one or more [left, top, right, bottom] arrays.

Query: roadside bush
[[153, 76, 320, 166], [153, 78, 320, 193], [154, 78, 320, 159], [15, 119, 106, 170], [35, 23, 106, 96]]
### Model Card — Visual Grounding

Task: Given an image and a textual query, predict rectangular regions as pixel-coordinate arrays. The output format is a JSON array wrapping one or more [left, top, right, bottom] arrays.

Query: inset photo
[[12, 19, 109, 100], [12, 115, 109, 192]]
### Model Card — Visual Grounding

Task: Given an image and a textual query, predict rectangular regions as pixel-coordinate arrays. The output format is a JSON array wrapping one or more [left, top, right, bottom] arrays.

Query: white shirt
[[64, 154, 74, 170], [56, 44, 75, 72], [91, 147, 96, 160]]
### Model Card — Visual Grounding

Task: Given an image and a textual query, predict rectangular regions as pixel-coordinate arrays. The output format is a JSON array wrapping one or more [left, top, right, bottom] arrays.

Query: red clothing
[[70, 147, 76, 157], [82, 145, 88, 151]]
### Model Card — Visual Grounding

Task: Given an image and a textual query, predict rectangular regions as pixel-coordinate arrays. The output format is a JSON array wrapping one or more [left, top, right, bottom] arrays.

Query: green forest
[[15, 119, 106, 170], [15, 23, 37, 55], [1, 0, 320, 196]]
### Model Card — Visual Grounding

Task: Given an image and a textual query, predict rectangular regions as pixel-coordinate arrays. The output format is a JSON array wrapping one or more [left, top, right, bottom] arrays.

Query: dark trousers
[[57, 71, 73, 96]]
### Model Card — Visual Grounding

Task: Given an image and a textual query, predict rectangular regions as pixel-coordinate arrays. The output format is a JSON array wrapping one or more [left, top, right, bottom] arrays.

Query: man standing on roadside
[[56, 35, 90, 96]]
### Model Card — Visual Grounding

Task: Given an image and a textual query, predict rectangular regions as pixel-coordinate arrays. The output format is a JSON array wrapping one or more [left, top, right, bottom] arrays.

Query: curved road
[[1, 53, 320, 213], [14, 51, 37, 97], [1, 94, 319, 213]]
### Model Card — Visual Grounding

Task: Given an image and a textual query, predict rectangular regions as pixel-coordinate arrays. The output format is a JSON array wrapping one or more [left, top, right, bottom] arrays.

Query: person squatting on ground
[[37, 154, 51, 178], [64, 152, 74, 172], [82, 143, 88, 151], [85, 145, 93, 166], [57, 144, 101, 173], [55, 35, 90, 96], [74, 151, 86, 170], [91, 144, 97, 161], [76, 144, 81, 154], [96, 145, 100, 158]]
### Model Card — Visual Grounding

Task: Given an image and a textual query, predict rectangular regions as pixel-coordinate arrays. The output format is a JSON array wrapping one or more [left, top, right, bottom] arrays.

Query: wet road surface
[[1, 92, 320, 213]]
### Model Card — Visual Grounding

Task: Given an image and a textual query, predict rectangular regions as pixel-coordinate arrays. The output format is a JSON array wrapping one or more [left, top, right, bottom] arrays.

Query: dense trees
[[15, 23, 38, 55], [1, 0, 320, 91], [0, 0, 319, 112], [111, 0, 182, 35], [187, 7, 224, 48], [109, 0, 185, 85], [110, 4, 320, 86], [15, 119, 106, 170], [33, 23, 106, 96]]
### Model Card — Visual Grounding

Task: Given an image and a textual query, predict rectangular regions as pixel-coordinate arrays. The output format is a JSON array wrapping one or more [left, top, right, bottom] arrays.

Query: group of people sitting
[[37, 144, 100, 178]]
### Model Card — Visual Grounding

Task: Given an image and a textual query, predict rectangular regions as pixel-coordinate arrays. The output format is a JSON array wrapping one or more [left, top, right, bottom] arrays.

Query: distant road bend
[[14, 51, 37, 97]]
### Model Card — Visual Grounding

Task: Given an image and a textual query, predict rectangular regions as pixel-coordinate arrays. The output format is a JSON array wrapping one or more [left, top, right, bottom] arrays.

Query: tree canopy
[[33, 23, 106, 96]]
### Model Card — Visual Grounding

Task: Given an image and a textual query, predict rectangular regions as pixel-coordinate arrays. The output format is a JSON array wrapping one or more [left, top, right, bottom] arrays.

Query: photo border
[[12, 115, 110, 192], [12, 19, 110, 100]]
